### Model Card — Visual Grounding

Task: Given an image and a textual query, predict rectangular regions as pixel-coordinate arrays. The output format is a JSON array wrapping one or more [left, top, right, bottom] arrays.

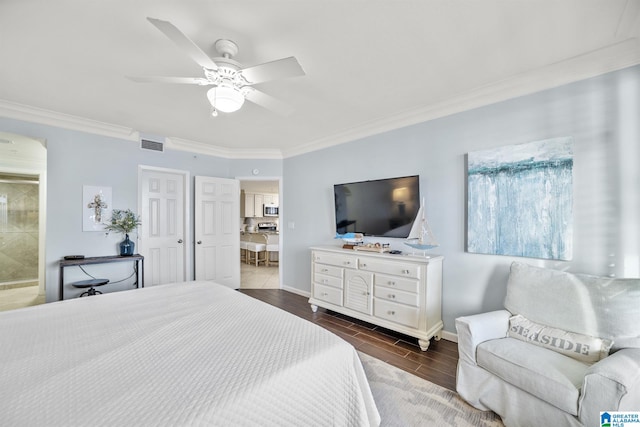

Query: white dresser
[[309, 246, 443, 351]]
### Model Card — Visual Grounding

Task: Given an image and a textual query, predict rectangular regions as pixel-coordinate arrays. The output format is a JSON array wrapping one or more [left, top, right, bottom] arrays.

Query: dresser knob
[[388, 294, 396, 299], [361, 263, 367, 267], [402, 269, 410, 274], [388, 281, 395, 286], [388, 310, 395, 315]]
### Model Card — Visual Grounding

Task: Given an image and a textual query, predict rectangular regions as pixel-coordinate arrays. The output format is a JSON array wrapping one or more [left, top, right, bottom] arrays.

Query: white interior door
[[139, 168, 187, 286], [195, 176, 240, 288]]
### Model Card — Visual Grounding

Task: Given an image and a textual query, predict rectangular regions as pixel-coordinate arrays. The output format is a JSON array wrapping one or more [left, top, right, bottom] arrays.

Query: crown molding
[[2, 37, 639, 160], [0, 100, 283, 160], [0, 100, 139, 142], [282, 37, 640, 158], [166, 137, 283, 159]]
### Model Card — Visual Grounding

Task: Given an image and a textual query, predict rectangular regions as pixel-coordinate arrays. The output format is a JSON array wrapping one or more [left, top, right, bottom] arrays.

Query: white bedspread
[[0, 281, 380, 426]]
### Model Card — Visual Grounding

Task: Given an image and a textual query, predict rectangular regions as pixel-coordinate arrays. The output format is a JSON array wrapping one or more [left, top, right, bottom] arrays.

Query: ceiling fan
[[128, 18, 305, 116]]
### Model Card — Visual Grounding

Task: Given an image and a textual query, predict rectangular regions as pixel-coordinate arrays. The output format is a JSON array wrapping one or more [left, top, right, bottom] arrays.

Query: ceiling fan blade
[[244, 88, 295, 116], [147, 17, 218, 71], [240, 57, 305, 85], [127, 76, 208, 85]]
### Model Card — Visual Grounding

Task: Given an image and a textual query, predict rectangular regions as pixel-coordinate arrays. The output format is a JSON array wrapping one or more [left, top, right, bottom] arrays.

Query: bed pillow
[[508, 314, 613, 364]]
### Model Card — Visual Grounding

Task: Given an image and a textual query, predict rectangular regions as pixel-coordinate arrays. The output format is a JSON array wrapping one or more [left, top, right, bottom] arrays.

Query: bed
[[0, 281, 380, 426]]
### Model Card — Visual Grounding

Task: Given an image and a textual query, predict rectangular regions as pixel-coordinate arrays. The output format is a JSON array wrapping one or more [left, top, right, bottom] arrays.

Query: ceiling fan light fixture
[[207, 86, 245, 113]]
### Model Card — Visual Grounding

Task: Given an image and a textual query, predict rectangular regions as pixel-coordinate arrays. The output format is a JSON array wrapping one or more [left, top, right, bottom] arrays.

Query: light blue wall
[[0, 117, 283, 301], [283, 65, 640, 333], [229, 159, 282, 177], [2, 64, 638, 333]]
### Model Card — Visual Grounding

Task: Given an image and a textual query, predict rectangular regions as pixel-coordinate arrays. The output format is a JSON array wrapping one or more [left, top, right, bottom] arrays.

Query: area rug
[[359, 352, 504, 427]]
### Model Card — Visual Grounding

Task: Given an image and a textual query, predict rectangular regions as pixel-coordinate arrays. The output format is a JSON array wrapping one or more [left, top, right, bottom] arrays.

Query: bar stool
[[245, 242, 267, 266], [240, 241, 248, 263], [72, 278, 109, 297], [266, 243, 279, 267]]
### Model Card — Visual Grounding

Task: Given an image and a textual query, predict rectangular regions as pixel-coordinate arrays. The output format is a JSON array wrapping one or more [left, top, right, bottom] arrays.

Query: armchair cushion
[[477, 337, 589, 415], [508, 314, 613, 363], [504, 262, 640, 350]]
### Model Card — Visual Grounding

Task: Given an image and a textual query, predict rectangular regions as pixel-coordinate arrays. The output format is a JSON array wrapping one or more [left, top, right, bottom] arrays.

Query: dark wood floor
[[239, 288, 459, 391]]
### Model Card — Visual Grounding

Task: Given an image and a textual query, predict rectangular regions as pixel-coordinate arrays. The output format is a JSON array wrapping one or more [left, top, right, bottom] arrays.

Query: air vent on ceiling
[[140, 139, 164, 152]]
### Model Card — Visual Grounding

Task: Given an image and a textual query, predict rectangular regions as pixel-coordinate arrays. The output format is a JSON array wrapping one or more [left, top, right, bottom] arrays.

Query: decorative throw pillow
[[508, 314, 613, 364]]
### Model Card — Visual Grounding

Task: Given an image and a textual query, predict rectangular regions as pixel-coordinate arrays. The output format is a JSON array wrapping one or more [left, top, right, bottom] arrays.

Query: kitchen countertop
[[241, 232, 279, 244]]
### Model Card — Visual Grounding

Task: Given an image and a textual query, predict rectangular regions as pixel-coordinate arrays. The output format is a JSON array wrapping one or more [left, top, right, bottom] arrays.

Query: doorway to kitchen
[[238, 178, 281, 289]]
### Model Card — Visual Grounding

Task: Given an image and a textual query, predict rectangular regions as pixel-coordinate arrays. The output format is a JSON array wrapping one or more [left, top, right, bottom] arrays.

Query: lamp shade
[[207, 86, 245, 113], [392, 187, 409, 202]]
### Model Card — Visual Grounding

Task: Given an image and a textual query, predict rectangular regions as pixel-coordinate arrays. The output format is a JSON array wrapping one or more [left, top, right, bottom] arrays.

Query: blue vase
[[120, 234, 135, 256]]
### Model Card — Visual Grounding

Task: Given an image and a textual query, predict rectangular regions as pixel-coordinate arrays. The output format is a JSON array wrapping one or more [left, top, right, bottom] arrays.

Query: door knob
[[197, 240, 202, 244], [178, 239, 183, 244]]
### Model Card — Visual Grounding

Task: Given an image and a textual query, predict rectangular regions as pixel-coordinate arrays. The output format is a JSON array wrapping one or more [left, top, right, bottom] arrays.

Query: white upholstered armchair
[[456, 262, 640, 427]]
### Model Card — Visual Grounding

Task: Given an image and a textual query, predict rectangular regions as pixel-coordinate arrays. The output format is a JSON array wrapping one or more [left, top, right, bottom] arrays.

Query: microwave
[[263, 204, 279, 217]]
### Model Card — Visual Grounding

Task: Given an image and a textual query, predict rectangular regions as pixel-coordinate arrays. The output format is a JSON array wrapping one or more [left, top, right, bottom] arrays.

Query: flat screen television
[[334, 175, 420, 238]]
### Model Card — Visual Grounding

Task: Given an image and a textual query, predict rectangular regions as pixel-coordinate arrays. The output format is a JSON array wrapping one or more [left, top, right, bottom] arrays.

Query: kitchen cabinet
[[263, 193, 279, 205], [254, 194, 264, 216], [241, 191, 256, 217], [241, 191, 279, 217]]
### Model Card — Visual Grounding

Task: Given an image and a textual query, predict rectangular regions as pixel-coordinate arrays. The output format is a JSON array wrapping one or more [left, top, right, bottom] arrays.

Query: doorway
[[194, 176, 240, 288], [138, 166, 189, 286], [0, 132, 47, 311], [238, 178, 281, 289]]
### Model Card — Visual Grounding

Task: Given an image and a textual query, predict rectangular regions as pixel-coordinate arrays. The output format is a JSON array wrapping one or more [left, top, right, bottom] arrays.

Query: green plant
[[104, 209, 141, 235]]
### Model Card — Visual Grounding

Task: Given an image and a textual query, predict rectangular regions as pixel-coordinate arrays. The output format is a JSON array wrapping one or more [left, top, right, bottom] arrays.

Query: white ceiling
[[1, 1, 639, 159]]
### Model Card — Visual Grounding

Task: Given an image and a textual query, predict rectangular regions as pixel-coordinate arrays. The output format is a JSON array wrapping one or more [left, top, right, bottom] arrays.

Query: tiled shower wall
[[0, 179, 39, 284]]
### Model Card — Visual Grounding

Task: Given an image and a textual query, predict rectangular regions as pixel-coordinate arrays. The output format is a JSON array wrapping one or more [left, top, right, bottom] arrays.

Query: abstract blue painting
[[467, 137, 573, 260]]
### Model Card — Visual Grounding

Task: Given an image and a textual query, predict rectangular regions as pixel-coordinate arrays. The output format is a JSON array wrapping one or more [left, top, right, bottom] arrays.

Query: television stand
[[309, 245, 443, 351]]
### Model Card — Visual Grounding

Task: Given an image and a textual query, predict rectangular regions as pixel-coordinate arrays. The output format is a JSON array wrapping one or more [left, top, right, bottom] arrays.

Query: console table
[[59, 254, 144, 300]]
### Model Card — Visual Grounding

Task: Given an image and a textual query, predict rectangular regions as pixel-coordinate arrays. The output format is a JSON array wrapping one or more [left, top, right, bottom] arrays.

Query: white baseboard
[[281, 285, 310, 298], [441, 330, 458, 344]]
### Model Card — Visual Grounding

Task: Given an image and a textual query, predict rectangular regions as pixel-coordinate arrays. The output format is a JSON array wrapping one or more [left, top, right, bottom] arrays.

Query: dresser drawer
[[374, 273, 419, 294], [314, 273, 343, 289], [313, 251, 358, 269], [359, 259, 420, 279], [374, 285, 419, 307], [374, 299, 420, 329], [313, 263, 342, 279], [314, 283, 343, 306]]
